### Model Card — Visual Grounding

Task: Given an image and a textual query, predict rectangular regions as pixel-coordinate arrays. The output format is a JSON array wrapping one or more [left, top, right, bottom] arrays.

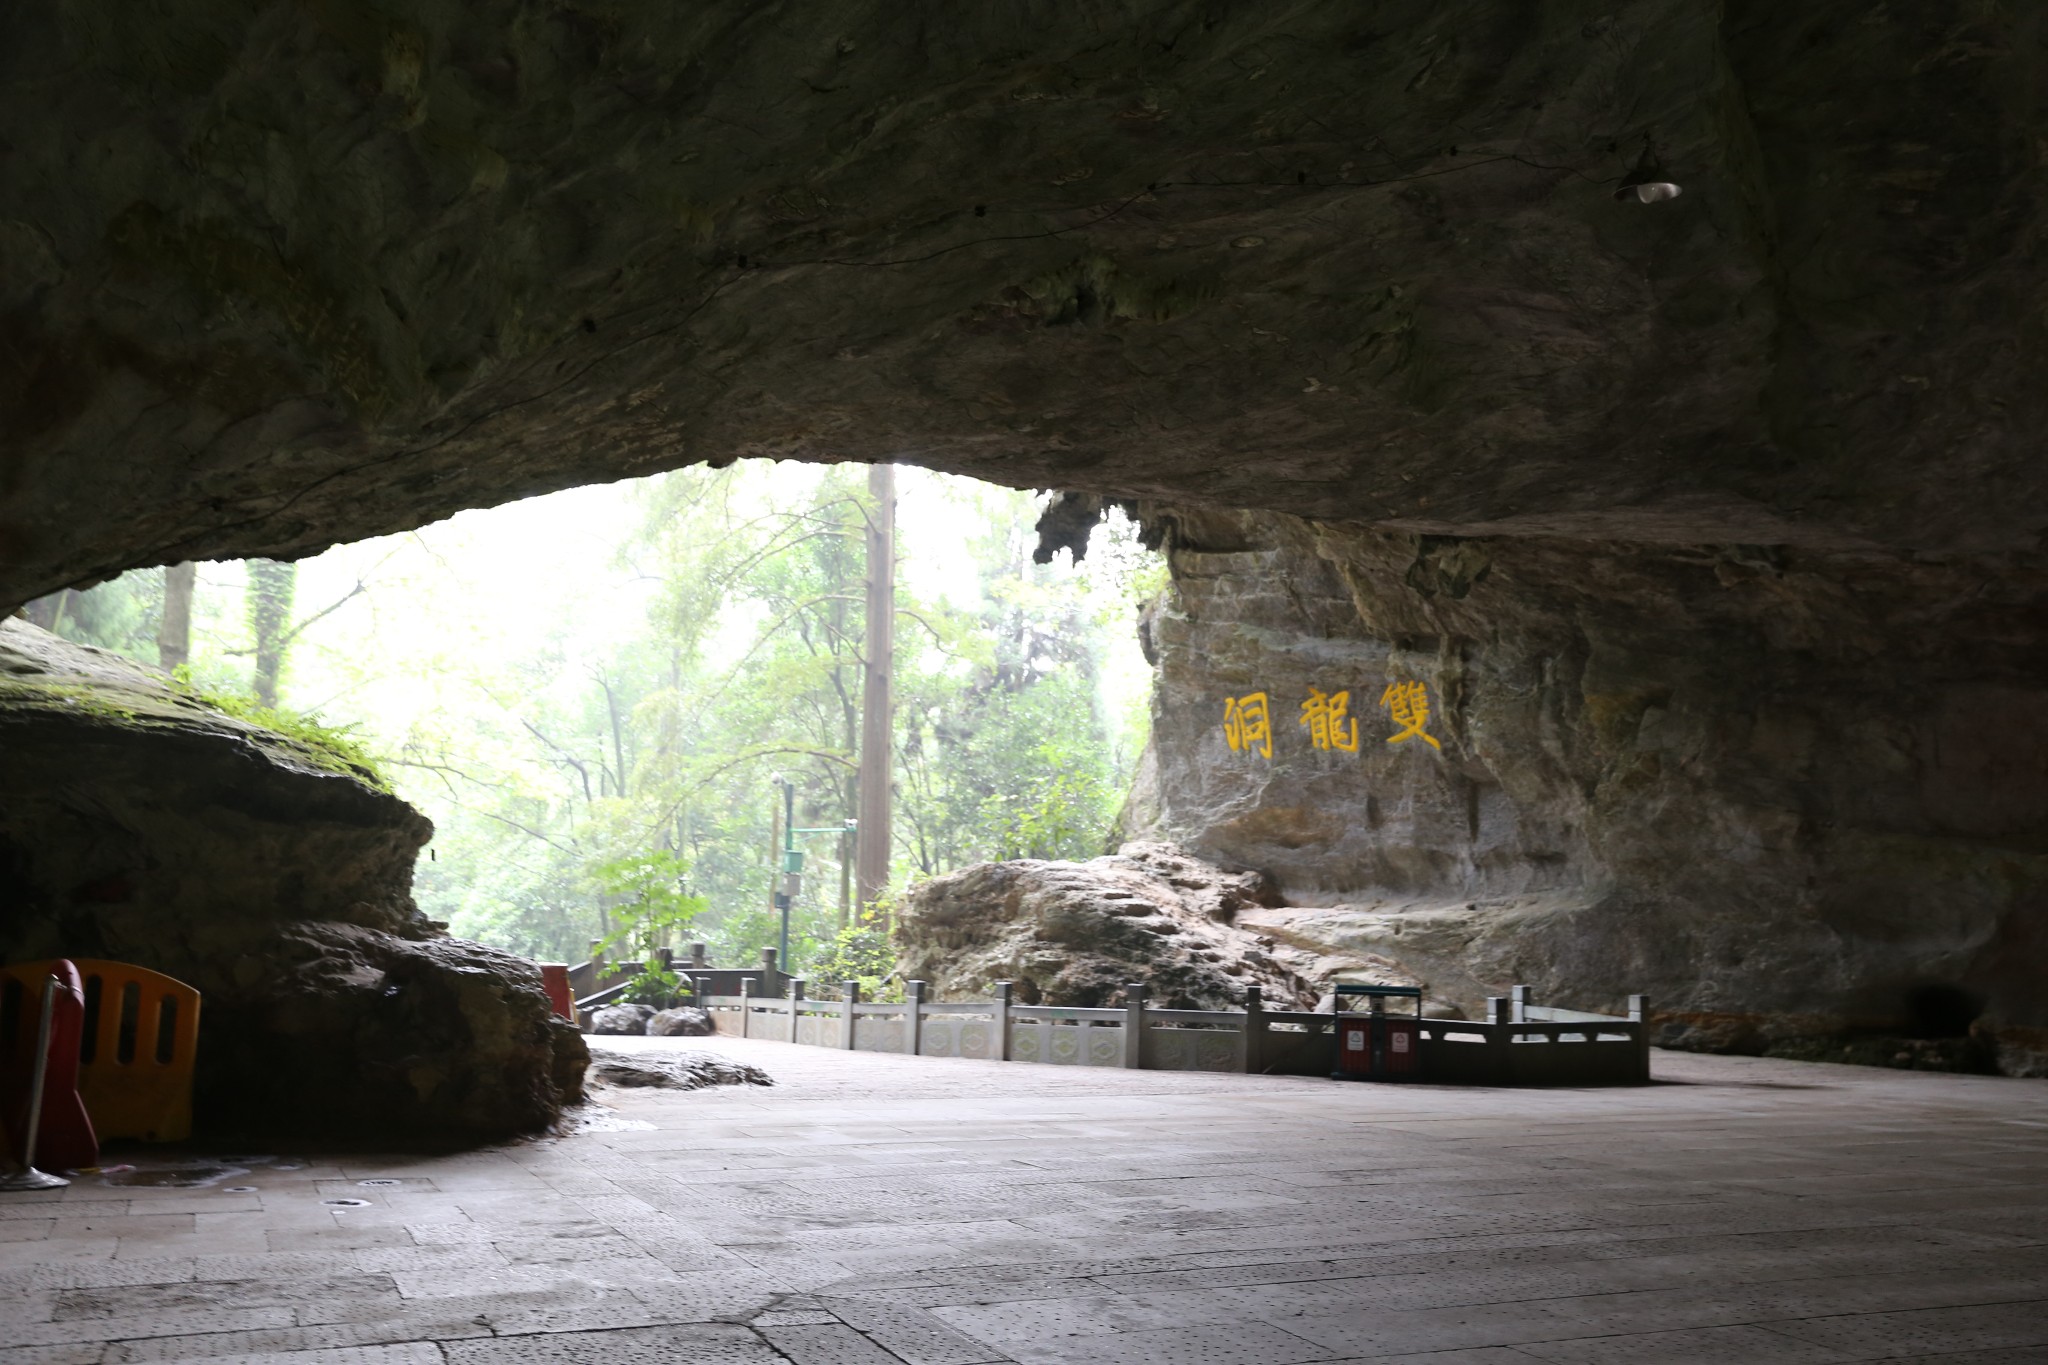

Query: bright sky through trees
[[30, 463, 1160, 980]]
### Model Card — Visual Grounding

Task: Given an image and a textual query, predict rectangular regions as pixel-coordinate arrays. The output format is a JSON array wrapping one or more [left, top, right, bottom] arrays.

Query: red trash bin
[[1, 959, 100, 1170], [539, 964, 575, 1021], [1330, 984, 1425, 1082]]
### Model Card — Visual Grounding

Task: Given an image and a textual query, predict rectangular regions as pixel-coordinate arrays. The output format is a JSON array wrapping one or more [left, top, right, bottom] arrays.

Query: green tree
[[246, 559, 298, 708], [87, 464, 1158, 980]]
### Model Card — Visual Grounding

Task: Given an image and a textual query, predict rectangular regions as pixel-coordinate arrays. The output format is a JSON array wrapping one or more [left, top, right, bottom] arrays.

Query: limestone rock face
[[4, 4, 2046, 1086], [0, 620, 587, 1144], [1125, 510, 2048, 1075], [3, 3, 2043, 606], [895, 841, 1316, 1010]]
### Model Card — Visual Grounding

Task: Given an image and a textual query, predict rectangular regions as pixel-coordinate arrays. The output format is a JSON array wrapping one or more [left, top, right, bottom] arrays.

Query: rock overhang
[[2, 1, 2043, 609]]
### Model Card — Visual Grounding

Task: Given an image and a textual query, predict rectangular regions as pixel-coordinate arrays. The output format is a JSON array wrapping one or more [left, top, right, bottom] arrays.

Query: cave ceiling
[[1, 2, 2042, 609]]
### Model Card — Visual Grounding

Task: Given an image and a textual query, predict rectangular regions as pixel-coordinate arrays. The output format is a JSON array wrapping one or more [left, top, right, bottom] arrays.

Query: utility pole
[[157, 563, 195, 673], [778, 777, 796, 968], [768, 776, 784, 934], [855, 463, 895, 918]]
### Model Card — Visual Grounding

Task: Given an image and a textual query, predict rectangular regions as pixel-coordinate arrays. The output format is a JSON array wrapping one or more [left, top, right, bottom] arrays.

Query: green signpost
[[773, 775, 856, 971]]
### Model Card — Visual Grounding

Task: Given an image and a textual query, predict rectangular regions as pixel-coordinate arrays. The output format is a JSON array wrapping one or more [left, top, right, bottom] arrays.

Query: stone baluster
[[906, 979, 926, 1057], [1487, 995, 1513, 1083], [1123, 983, 1149, 1069], [1242, 985, 1264, 1074]]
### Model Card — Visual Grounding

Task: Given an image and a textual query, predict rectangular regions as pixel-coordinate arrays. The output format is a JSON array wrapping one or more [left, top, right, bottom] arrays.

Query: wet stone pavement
[[4, 1036, 2047, 1364]]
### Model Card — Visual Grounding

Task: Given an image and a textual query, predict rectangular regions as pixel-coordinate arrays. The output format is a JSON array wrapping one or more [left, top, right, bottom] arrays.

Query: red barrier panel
[[539, 964, 575, 1021], [0, 961, 99, 1171]]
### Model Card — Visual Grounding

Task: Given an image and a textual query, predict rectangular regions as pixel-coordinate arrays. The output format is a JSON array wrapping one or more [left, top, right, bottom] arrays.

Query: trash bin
[[539, 964, 575, 1021], [1331, 984, 1424, 1082]]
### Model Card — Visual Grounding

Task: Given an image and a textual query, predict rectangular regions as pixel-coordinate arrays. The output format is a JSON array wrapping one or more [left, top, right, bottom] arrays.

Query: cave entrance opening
[[20, 462, 1161, 1000]]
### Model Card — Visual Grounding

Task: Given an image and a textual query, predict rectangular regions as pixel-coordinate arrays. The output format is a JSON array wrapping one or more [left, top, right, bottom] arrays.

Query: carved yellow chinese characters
[[1299, 687, 1360, 752], [1222, 692, 1273, 759], [1380, 680, 1441, 750]]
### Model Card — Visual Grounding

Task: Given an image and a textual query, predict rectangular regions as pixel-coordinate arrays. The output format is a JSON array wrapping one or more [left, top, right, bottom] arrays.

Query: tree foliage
[[20, 464, 1158, 979]]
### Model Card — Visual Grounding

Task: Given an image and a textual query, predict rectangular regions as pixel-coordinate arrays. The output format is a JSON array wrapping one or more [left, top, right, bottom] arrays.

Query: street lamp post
[[772, 774, 860, 973]]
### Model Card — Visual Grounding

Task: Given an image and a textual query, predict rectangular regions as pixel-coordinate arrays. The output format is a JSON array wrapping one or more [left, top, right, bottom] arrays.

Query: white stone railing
[[696, 978, 1652, 1084]]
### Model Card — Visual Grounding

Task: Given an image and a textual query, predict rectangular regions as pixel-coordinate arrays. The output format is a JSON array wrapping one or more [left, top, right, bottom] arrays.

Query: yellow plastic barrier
[[0, 959, 200, 1142]]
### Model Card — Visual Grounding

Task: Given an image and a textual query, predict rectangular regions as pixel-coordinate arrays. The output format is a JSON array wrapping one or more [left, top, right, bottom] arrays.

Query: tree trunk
[[246, 559, 297, 708], [157, 562, 196, 673], [855, 463, 895, 916], [22, 590, 71, 633]]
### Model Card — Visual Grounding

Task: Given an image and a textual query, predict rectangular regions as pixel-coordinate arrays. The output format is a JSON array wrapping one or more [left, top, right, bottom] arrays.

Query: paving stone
[[1513, 1323, 1860, 1363], [823, 1299, 1016, 1363], [52, 1275, 396, 1321], [352, 1245, 509, 1275], [758, 1323, 911, 1364], [7, 1040, 2048, 1365], [444, 1322, 782, 1364], [1312, 1352, 1549, 1365], [752, 1308, 845, 1326], [989, 1319, 1331, 1365], [117, 1348, 443, 1365], [0, 1201, 77, 1221], [101, 1319, 484, 1359], [9, 1305, 300, 1348], [1762, 1302, 2048, 1357], [0, 1347, 108, 1365], [1251, 1301, 1609, 1358]]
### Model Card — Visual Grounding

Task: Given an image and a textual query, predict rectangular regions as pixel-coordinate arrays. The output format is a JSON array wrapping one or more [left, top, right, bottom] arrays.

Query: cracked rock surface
[[3, 3, 2043, 605], [895, 841, 1318, 1010], [1123, 509, 2048, 1074]]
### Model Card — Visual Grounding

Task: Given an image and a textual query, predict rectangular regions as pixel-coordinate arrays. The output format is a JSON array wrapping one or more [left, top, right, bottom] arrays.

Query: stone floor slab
[[4, 1039, 2045, 1365]]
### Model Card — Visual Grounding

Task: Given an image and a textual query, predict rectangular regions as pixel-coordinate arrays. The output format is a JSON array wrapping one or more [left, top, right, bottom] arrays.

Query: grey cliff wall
[[1128, 509, 2048, 1073]]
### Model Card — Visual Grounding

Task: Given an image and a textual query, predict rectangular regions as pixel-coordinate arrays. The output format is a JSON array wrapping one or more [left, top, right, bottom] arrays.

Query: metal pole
[[779, 777, 795, 969], [2, 975, 70, 1192]]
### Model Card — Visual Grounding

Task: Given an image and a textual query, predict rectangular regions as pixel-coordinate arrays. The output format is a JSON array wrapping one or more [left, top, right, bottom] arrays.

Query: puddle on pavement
[[101, 1163, 245, 1188], [558, 1102, 655, 1134], [88, 1153, 307, 1188]]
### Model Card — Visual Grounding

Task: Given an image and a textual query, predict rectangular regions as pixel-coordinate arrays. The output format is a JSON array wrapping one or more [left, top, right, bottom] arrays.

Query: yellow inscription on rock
[[1223, 692, 1274, 759], [1299, 687, 1360, 752], [1380, 680, 1441, 750]]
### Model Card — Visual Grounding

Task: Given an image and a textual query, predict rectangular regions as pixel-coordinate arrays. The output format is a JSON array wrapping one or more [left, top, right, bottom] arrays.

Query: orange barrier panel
[[1, 959, 200, 1143]]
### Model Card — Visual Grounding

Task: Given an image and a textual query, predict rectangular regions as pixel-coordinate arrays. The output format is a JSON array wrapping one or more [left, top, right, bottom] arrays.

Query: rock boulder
[[895, 842, 1317, 1010], [646, 1006, 716, 1037], [589, 1003, 656, 1035], [586, 1047, 770, 1091], [0, 620, 586, 1145]]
